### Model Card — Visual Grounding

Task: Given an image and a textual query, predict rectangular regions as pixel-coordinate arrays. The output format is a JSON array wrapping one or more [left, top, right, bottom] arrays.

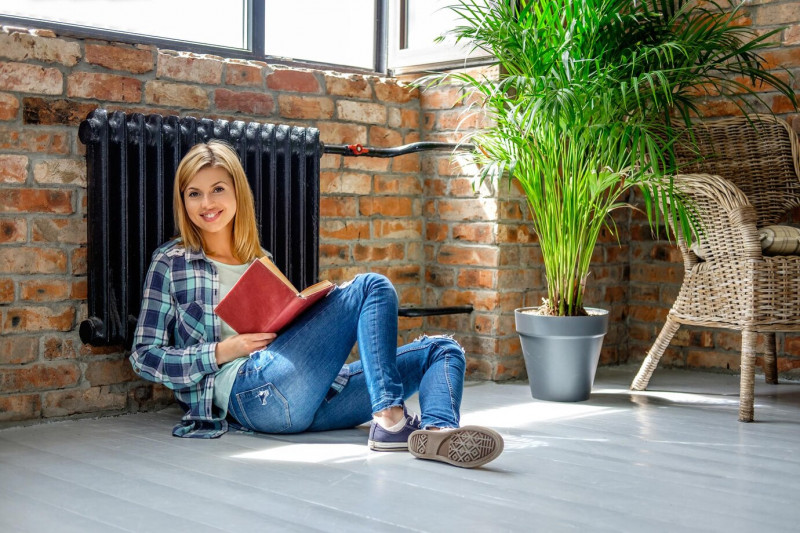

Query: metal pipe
[[323, 141, 474, 157]]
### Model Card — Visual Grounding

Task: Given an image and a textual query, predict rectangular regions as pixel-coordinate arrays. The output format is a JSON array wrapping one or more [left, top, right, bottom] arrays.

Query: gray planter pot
[[515, 307, 609, 402]]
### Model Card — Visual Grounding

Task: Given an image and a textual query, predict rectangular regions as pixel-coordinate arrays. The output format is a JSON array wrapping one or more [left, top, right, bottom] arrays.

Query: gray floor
[[1, 366, 799, 533]]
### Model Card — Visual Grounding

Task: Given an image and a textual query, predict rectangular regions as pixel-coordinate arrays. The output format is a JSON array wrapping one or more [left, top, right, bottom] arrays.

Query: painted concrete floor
[[1, 366, 799, 533]]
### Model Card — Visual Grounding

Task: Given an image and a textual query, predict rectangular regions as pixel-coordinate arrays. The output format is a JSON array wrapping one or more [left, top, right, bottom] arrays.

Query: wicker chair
[[630, 114, 800, 422]]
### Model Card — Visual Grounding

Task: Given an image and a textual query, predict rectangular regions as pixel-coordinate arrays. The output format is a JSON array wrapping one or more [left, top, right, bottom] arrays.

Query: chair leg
[[761, 332, 778, 385], [631, 317, 680, 391], [739, 329, 757, 422]]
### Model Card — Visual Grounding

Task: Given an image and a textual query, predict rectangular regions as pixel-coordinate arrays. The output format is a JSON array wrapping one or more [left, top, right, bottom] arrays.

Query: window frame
[[0, 0, 389, 75]]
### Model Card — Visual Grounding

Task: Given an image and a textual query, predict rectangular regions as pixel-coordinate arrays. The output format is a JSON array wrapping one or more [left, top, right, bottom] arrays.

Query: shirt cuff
[[200, 342, 220, 373]]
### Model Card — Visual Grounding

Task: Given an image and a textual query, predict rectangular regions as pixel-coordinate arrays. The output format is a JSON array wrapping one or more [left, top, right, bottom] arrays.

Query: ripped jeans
[[227, 273, 466, 433]]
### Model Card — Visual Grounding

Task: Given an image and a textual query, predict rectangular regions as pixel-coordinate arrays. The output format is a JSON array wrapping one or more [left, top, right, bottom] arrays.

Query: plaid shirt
[[130, 238, 228, 438]]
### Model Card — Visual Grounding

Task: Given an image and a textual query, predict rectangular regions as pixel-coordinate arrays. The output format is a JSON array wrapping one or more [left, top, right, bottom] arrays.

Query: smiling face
[[183, 165, 237, 243]]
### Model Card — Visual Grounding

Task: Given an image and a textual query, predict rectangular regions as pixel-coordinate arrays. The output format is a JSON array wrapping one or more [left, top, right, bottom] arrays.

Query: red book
[[214, 257, 335, 334]]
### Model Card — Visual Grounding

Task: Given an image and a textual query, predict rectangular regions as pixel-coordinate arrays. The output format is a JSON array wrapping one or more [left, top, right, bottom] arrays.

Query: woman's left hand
[[216, 332, 277, 365]]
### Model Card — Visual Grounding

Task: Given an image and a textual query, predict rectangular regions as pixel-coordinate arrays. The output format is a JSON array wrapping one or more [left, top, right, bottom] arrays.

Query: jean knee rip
[[413, 334, 464, 354]]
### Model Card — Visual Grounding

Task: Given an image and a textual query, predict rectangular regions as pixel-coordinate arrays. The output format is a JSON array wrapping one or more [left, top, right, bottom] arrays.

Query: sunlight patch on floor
[[231, 443, 371, 464]]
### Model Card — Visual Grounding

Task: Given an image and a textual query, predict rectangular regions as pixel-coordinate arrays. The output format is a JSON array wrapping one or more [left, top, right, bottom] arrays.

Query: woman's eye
[[186, 191, 199, 198], [214, 187, 226, 193]]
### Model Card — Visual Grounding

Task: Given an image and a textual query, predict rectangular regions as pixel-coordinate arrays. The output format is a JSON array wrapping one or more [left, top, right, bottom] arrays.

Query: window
[[0, 0, 494, 74], [0, 0, 248, 50], [388, 0, 493, 75]]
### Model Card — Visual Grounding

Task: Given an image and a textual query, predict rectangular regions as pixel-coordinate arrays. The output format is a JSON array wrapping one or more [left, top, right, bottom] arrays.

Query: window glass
[[389, 0, 492, 74], [0, 0, 247, 49], [264, 0, 374, 70]]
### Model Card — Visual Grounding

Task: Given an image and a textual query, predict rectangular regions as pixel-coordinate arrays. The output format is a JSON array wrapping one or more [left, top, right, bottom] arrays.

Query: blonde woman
[[130, 140, 503, 468]]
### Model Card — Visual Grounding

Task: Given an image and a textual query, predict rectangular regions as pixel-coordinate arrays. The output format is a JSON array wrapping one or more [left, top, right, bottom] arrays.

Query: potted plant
[[419, 0, 796, 401]]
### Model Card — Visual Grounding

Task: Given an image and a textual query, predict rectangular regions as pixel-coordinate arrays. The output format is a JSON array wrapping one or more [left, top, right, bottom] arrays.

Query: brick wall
[[0, 27, 426, 425]]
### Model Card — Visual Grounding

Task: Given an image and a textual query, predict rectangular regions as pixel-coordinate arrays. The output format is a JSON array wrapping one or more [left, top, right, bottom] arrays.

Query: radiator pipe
[[323, 141, 474, 157]]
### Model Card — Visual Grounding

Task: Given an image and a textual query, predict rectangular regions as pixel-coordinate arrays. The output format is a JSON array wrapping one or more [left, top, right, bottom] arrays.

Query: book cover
[[214, 257, 335, 334]]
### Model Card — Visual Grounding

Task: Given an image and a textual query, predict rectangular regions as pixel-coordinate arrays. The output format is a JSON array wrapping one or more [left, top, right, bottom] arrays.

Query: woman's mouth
[[201, 211, 221, 222]]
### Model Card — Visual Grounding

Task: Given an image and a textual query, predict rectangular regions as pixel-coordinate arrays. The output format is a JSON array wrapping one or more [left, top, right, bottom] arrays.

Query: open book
[[214, 257, 335, 334]]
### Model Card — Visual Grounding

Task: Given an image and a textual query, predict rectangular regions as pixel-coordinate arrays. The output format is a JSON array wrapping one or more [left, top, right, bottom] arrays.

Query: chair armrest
[[670, 173, 762, 265]]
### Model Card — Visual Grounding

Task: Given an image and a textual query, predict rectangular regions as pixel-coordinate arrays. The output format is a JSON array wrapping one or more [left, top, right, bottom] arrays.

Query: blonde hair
[[173, 140, 263, 263]]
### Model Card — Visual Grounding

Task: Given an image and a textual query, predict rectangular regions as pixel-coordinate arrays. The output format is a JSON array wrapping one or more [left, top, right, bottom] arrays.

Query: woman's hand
[[215, 333, 277, 366]]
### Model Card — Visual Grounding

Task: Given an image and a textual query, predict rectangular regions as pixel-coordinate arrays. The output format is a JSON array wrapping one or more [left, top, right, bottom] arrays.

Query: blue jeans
[[227, 273, 466, 433]]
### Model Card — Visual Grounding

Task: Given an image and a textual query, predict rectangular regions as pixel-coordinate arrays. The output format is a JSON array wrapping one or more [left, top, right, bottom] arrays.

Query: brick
[[20, 279, 71, 302], [0, 154, 27, 184], [71, 247, 86, 275], [0, 247, 67, 274], [317, 121, 367, 144], [343, 157, 390, 172], [85, 43, 154, 74], [437, 245, 499, 267], [785, 24, 800, 45], [225, 62, 263, 86], [319, 243, 351, 265], [22, 97, 97, 126], [157, 52, 223, 84], [266, 69, 321, 93], [369, 126, 403, 148], [320, 196, 358, 217], [421, 86, 463, 109], [374, 81, 417, 103], [337, 100, 387, 124], [686, 350, 741, 371], [353, 243, 405, 262], [320, 220, 370, 240], [145, 80, 209, 109], [0, 394, 41, 422], [33, 158, 86, 186], [320, 171, 371, 194], [756, 3, 800, 25], [31, 217, 85, 244], [394, 170, 430, 195], [425, 222, 449, 241], [0, 277, 12, 302], [0, 335, 38, 364], [772, 94, 796, 114], [440, 288, 499, 311], [374, 219, 422, 239], [372, 264, 420, 284], [67, 72, 142, 102], [42, 336, 78, 360], [359, 197, 414, 217], [43, 385, 127, 417], [0, 92, 18, 120], [325, 74, 372, 99], [435, 198, 498, 221], [278, 95, 334, 119], [374, 175, 422, 195], [85, 358, 138, 386], [0, 32, 80, 65], [215, 88, 274, 115], [71, 279, 87, 300], [4, 305, 76, 332], [0, 188, 72, 214], [458, 269, 496, 289], [391, 153, 420, 173], [0, 128, 69, 153], [0, 361, 80, 393], [0, 61, 62, 94], [453, 223, 495, 243]]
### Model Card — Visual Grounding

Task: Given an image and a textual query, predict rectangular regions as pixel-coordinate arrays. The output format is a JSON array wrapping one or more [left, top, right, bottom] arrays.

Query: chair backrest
[[674, 114, 800, 227]]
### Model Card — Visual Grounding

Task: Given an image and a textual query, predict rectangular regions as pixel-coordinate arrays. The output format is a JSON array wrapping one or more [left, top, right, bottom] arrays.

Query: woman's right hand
[[215, 333, 277, 365]]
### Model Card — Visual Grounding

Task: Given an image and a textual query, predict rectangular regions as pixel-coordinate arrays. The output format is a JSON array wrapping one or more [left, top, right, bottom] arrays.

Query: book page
[[258, 257, 298, 294], [299, 280, 335, 298]]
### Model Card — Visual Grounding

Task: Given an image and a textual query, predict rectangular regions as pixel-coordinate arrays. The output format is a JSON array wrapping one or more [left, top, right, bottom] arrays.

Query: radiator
[[78, 109, 321, 346]]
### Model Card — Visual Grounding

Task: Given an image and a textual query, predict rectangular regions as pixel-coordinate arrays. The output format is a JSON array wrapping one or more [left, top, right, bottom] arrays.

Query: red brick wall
[[0, 27, 425, 425]]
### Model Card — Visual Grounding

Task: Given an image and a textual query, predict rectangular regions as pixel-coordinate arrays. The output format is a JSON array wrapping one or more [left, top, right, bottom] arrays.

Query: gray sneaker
[[408, 426, 504, 468], [368, 407, 421, 451]]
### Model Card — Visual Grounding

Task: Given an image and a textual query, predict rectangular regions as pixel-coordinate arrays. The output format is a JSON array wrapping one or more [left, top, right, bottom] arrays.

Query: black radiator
[[78, 109, 321, 346]]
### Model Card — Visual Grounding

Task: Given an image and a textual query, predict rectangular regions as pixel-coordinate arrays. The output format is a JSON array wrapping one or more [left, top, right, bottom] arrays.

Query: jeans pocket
[[233, 383, 291, 433]]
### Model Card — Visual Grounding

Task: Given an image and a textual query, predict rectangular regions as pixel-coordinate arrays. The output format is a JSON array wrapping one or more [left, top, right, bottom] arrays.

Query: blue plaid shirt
[[130, 238, 229, 438]]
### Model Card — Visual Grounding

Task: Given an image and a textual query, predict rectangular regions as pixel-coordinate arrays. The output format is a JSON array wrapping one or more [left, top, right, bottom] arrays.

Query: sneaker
[[368, 407, 421, 451], [408, 426, 504, 468]]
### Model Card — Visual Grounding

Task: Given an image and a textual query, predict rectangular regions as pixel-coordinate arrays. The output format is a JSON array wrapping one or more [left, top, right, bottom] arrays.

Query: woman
[[130, 140, 503, 469]]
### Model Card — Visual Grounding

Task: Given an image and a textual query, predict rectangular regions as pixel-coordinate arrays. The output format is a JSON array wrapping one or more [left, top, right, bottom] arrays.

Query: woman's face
[[183, 165, 237, 241]]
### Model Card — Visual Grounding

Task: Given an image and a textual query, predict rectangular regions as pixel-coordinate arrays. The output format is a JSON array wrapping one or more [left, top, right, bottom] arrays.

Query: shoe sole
[[368, 439, 409, 452], [408, 426, 503, 468]]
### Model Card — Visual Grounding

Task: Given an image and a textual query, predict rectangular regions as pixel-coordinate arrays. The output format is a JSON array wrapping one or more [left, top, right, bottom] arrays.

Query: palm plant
[[419, 0, 795, 316]]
